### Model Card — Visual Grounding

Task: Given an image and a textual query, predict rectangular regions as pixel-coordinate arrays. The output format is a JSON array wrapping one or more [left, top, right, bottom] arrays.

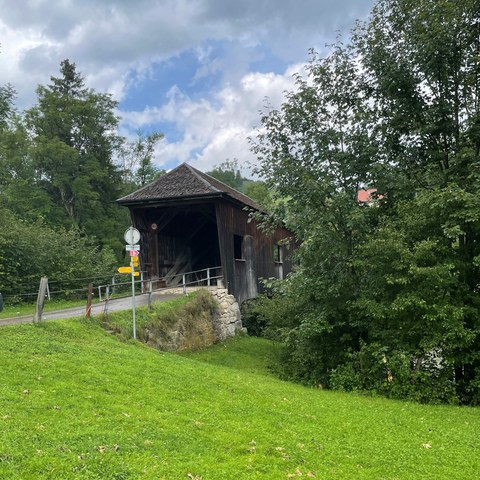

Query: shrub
[[240, 297, 269, 337], [329, 343, 459, 405], [0, 207, 116, 302]]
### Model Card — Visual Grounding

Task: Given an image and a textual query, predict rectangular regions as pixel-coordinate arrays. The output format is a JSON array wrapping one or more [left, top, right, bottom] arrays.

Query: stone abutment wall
[[211, 288, 245, 340], [143, 288, 245, 351]]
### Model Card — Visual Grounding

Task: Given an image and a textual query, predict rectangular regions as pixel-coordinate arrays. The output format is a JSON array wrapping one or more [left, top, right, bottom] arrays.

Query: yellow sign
[[131, 256, 139, 262], [117, 267, 140, 276], [132, 261, 139, 267]]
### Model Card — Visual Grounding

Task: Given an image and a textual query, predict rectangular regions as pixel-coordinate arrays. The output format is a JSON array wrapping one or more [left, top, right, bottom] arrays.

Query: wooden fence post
[[85, 283, 93, 317], [33, 276, 48, 322]]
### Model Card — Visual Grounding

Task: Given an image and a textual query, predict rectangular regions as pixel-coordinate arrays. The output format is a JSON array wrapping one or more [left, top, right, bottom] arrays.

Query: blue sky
[[0, 0, 375, 174]]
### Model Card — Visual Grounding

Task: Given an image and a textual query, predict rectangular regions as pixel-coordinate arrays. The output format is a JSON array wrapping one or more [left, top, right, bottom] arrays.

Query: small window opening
[[234, 235, 244, 260], [273, 243, 283, 263]]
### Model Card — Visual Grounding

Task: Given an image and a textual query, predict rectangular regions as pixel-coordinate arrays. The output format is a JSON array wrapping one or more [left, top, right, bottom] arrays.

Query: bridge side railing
[[98, 266, 223, 313]]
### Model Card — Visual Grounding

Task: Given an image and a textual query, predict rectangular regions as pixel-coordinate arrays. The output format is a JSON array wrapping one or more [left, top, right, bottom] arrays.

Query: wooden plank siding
[[215, 200, 294, 303]]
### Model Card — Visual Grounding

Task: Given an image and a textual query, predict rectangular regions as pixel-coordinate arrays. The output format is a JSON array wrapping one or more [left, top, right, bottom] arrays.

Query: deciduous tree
[[119, 131, 165, 188], [251, 0, 480, 404]]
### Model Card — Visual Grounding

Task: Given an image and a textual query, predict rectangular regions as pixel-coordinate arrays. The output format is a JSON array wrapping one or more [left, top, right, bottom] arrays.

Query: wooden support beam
[[163, 217, 209, 286]]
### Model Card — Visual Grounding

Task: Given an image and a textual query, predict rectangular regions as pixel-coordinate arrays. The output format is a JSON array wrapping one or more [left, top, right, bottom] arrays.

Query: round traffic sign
[[124, 226, 140, 245]]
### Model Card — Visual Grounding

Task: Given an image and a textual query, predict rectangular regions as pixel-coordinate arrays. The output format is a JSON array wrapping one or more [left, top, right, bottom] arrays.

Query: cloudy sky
[[0, 0, 375, 174]]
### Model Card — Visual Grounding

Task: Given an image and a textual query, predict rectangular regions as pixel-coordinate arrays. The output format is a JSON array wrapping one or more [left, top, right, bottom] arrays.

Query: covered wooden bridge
[[117, 163, 294, 303]]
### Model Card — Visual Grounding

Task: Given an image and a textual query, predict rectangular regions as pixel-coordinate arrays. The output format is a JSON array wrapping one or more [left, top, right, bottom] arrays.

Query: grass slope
[[179, 335, 282, 377], [0, 318, 478, 479]]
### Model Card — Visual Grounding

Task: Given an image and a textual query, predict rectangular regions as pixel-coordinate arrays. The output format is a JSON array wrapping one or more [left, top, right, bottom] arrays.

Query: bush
[[0, 207, 116, 301], [329, 343, 459, 405], [240, 297, 269, 337]]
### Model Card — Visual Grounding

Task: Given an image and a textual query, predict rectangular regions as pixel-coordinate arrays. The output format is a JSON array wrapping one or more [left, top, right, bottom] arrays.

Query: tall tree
[[251, 0, 480, 404], [26, 59, 126, 250], [354, 0, 480, 403], [0, 83, 53, 220], [251, 42, 376, 385], [0, 83, 15, 131], [119, 130, 165, 188]]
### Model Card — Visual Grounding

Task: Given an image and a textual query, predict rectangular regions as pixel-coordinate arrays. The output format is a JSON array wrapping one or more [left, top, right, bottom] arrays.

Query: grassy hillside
[[0, 318, 479, 479]]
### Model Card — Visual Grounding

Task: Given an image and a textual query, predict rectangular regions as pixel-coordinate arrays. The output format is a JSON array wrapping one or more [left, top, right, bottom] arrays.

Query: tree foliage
[[251, 0, 480, 404], [0, 83, 16, 131], [0, 59, 168, 303], [25, 59, 127, 251], [119, 130, 165, 189], [207, 159, 272, 207], [0, 208, 116, 301], [207, 159, 244, 190]]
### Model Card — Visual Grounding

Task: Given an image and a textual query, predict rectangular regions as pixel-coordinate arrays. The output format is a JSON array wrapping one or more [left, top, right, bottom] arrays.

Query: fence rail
[[1, 266, 224, 317], [98, 266, 223, 313]]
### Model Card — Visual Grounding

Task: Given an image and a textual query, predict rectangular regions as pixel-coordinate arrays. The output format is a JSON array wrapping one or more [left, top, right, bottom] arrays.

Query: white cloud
[[0, 0, 373, 104], [120, 65, 304, 173], [0, 0, 374, 174]]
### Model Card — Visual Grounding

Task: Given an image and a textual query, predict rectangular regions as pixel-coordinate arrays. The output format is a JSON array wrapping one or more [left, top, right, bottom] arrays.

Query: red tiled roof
[[357, 188, 381, 203]]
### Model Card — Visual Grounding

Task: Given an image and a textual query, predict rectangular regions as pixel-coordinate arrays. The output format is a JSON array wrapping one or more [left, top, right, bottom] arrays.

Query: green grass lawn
[[0, 317, 478, 479], [179, 335, 282, 377]]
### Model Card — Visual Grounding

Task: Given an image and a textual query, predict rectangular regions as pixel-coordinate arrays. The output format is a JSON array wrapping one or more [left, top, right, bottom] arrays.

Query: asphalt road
[[0, 291, 181, 326]]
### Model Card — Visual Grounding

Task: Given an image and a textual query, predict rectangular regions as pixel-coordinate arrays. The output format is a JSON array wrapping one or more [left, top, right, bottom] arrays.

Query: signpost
[[124, 227, 141, 340], [118, 266, 140, 275], [124, 226, 140, 245]]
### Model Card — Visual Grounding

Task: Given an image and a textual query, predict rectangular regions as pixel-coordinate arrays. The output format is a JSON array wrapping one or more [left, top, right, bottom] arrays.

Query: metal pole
[[112, 275, 116, 295], [182, 274, 186, 295], [148, 280, 153, 310], [131, 257, 136, 339], [98, 286, 102, 302], [141, 270, 144, 294], [207, 267, 211, 287], [104, 285, 110, 315]]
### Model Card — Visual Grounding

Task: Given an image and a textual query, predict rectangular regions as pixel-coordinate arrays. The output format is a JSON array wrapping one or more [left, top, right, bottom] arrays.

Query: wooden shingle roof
[[117, 162, 260, 210]]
